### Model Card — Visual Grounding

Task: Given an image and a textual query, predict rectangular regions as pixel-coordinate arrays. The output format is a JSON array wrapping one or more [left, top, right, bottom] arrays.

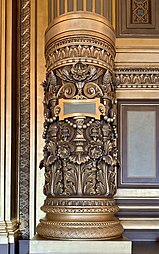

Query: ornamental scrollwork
[[40, 61, 118, 197], [56, 62, 103, 99]]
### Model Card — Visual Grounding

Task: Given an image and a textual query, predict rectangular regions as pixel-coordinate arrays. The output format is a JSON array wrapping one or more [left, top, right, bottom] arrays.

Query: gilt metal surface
[[37, 11, 123, 240]]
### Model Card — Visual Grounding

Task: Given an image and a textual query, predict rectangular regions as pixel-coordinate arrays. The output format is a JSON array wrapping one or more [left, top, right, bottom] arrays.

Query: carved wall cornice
[[115, 67, 159, 88]]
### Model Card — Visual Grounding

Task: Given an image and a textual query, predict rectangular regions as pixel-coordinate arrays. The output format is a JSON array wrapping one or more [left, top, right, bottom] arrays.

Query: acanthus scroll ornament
[[40, 61, 119, 198], [56, 62, 103, 99], [37, 12, 124, 240]]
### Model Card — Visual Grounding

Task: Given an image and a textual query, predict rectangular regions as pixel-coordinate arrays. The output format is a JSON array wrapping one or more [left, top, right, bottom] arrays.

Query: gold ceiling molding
[[115, 67, 159, 88]]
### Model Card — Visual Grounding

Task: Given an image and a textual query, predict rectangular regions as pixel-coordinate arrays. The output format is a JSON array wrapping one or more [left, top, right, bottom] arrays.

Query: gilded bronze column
[[37, 12, 123, 240]]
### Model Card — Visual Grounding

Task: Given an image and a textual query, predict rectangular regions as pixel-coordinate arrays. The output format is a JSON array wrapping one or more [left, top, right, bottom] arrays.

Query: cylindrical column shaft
[[37, 11, 123, 240]]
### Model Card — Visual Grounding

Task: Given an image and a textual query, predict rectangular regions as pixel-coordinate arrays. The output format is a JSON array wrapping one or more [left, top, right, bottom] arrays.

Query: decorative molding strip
[[45, 37, 115, 74], [19, 0, 30, 239], [115, 67, 159, 88], [117, 198, 159, 219], [37, 220, 122, 240], [41, 206, 119, 214], [44, 198, 116, 207]]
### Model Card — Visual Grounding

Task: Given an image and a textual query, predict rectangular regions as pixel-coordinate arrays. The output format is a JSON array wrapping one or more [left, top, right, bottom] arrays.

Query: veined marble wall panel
[[118, 101, 159, 187], [127, 111, 156, 178]]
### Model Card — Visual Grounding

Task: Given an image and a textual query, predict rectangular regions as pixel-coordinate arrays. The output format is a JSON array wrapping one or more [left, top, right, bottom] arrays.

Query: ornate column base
[[37, 198, 123, 240]]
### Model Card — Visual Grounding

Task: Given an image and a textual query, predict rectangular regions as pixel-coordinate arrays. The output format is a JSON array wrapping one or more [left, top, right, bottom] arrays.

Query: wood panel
[[116, 0, 159, 37]]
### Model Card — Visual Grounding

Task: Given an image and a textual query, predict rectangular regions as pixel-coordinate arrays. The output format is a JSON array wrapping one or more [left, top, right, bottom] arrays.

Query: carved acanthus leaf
[[41, 59, 118, 197]]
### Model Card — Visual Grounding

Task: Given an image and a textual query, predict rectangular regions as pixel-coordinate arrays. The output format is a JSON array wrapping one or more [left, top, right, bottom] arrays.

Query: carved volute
[[37, 11, 123, 240]]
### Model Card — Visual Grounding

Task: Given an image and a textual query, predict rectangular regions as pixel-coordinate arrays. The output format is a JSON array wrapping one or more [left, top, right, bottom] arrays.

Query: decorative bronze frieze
[[115, 67, 159, 88], [37, 11, 123, 240]]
